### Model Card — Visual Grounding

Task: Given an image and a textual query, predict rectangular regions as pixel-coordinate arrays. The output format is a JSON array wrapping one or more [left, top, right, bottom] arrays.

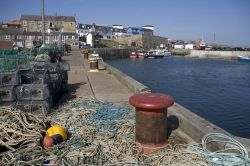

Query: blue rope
[[72, 100, 134, 133]]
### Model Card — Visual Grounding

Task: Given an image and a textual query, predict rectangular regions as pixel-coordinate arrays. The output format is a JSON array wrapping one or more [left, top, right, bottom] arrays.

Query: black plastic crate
[[0, 86, 16, 102], [0, 71, 19, 86], [15, 84, 50, 101], [15, 100, 50, 116]]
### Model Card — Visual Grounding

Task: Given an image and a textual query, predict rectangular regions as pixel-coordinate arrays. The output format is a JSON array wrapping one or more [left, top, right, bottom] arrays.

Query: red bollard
[[129, 93, 174, 154]]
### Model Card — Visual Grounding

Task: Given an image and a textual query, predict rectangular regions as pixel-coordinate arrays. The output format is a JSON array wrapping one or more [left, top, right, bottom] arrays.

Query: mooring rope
[[201, 133, 250, 166], [1, 99, 239, 166]]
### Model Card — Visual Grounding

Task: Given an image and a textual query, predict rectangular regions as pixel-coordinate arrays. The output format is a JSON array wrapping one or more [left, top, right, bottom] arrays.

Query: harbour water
[[107, 56, 250, 138]]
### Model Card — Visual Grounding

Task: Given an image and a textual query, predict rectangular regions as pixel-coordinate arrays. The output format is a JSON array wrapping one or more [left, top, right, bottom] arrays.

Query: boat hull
[[129, 52, 138, 58], [237, 56, 250, 62]]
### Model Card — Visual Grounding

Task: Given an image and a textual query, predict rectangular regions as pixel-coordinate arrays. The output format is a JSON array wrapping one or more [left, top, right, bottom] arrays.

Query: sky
[[0, 0, 250, 47]]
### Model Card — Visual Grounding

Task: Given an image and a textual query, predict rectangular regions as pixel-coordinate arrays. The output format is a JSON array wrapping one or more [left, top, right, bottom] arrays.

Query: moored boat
[[154, 50, 164, 58], [146, 49, 164, 58], [129, 52, 138, 58], [137, 52, 146, 58], [163, 50, 171, 56], [146, 51, 156, 58], [237, 55, 250, 62]]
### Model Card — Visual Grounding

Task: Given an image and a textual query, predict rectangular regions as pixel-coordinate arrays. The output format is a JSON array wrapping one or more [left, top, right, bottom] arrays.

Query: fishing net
[[0, 98, 209, 166]]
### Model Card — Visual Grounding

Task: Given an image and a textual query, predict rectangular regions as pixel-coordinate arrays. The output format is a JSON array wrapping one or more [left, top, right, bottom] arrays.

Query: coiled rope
[[201, 133, 250, 166]]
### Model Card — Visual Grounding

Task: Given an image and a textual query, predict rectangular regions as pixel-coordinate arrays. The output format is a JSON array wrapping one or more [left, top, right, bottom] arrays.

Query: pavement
[[59, 49, 133, 105]]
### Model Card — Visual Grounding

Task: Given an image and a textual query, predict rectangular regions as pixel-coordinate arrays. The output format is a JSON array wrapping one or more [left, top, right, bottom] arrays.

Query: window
[[17, 35, 22, 40], [23, 27, 27, 32], [23, 20, 27, 26], [4, 35, 10, 39], [53, 36, 58, 41], [62, 36, 65, 41]]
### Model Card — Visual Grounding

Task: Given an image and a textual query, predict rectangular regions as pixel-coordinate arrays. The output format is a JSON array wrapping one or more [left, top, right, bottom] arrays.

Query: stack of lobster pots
[[0, 71, 19, 107], [0, 60, 70, 116]]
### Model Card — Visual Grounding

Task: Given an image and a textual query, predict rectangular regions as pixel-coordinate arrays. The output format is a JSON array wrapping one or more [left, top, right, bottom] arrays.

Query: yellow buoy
[[47, 125, 67, 142]]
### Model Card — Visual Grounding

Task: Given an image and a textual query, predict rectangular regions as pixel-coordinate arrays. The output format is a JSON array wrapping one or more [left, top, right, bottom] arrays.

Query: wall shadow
[[52, 82, 86, 109]]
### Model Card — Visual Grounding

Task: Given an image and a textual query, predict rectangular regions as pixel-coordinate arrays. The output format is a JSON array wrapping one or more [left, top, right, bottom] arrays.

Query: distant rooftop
[[20, 14, 76, 22], [6, 20, 21, 25]]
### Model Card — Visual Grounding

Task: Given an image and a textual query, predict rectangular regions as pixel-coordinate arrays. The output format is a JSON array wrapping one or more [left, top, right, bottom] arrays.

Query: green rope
[[201, 133, 250, 166]]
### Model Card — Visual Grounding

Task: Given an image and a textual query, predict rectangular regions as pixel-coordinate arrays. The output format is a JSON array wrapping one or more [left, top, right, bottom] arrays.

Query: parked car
[[232, 47, 245, 51], [13, 44, 23, 51]]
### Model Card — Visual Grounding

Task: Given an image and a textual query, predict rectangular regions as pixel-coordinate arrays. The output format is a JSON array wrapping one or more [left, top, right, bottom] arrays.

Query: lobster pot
[[15, 100, 49, 116], [0, 71, 19, 86], [0, 86, 16, 102], [19, 69, 50, 84], [32, 61, 59, 73], [15, 84, 50, 101]]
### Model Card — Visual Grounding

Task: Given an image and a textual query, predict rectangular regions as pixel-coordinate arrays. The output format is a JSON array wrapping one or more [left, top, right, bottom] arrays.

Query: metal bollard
[[89, 59, 99, 72], [84, 52, 89, 59], [129, 93, 174, 154]]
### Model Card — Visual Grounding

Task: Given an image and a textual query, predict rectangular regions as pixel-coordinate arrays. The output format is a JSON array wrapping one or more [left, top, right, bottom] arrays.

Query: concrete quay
[[188, 50, 250, 60], [61, 48, 250, 153], [59, 48, 133, 104]]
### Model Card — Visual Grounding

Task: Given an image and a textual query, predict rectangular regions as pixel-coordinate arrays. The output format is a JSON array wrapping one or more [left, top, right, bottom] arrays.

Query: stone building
[[115, 33, 169, 50], [0, 20, 23, 48], [20, 15, 76, 33], [19, 14, 78, 47]]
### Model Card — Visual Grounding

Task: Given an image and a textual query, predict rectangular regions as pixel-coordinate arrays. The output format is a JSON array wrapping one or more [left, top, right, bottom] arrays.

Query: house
[[4, 20, 22, 30], [174, 44, 185, 49], [94, 24, 112, 39], [20, 14, 76, 33], [0, 29, 23, 47], [142, 25, 154, 35], [112, 25, 124, 29], [127, 27, 144, 35], [111, 28, 127, 38], [86, 32, 102, 47], [76, 23, 92, 37], [185, 43, 194, 50], [20, 14, 77, 46]]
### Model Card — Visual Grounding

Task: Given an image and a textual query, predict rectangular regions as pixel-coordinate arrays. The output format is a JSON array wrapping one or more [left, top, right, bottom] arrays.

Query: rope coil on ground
[[201, 133, 250, 166]]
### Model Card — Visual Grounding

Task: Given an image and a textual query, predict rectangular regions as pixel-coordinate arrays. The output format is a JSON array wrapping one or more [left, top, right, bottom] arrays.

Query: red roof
[[6, 20, 21, 25]]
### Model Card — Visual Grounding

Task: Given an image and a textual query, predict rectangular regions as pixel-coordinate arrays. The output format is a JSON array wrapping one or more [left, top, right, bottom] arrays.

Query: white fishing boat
[[237, 55, 250, 62]]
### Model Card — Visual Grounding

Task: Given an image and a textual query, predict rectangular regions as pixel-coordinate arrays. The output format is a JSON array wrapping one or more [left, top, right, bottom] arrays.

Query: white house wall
[[86, 34, 93, 46]]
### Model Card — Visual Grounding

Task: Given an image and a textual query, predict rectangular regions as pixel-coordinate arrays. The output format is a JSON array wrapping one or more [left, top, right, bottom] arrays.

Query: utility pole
[[41, 0, 45, 45]]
